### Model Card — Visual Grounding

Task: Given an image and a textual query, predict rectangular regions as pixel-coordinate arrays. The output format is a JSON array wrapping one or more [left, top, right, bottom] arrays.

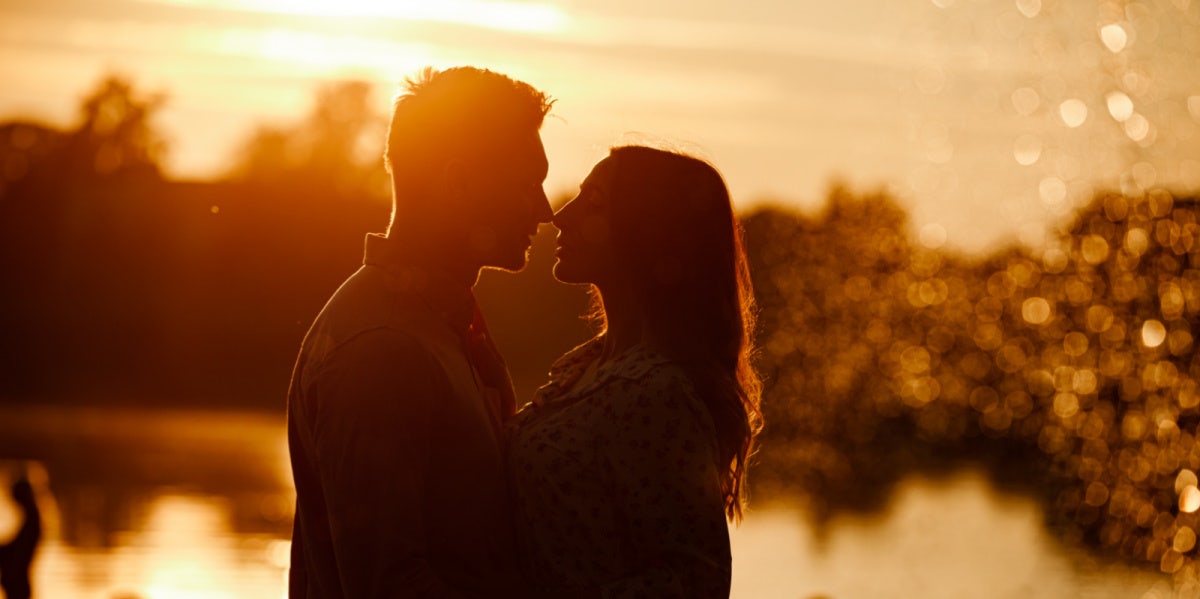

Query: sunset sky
[[1, 0, 1198, 253]]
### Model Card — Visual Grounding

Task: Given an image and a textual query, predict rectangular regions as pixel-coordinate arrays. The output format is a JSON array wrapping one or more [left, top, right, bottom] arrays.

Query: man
[[287, 67, 554, 597]]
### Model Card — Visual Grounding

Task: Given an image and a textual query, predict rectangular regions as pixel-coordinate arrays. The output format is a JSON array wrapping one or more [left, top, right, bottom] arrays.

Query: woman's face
[[551, 157, 619, 286]]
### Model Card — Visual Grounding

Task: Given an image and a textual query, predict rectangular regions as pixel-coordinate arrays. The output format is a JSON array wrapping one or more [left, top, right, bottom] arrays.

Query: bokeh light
[[1058, 99, 1088, 128], [747, 186, 1200, 582], [1107, 91, 1135, 122], [1100, 23, 1129, 53]]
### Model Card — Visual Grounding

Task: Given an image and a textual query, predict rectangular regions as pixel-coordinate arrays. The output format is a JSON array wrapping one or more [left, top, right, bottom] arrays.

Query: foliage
[[745, 185, 1200, 581]]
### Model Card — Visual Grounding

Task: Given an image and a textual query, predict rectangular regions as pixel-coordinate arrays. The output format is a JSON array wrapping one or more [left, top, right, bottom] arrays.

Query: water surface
[[0, 406, 1169, 598]]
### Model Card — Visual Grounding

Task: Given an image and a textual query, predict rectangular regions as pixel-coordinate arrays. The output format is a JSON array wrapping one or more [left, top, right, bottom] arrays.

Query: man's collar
[[362, 233, 476, 333]]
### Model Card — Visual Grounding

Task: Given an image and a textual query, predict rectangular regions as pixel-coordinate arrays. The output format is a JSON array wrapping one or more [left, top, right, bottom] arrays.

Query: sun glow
[[157, 0, 569, 33]]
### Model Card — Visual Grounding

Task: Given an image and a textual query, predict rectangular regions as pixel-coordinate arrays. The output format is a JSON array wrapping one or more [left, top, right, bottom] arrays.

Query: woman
[[507, 145, 763, 597]]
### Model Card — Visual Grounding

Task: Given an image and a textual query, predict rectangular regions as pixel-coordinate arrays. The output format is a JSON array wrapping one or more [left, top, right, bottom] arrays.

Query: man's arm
[[310, 328, 465, 598]]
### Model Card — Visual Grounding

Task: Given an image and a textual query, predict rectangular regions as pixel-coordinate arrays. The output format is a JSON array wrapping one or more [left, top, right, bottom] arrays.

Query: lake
[[0, 405, 1171, 598]]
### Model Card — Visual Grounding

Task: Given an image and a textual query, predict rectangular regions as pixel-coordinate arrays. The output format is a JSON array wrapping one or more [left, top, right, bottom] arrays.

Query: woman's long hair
[[600, 145, 763, 522]]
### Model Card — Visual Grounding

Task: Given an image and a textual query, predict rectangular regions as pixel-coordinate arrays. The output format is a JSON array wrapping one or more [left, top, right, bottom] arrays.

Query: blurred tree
[[61, 75, 168, 179], [231, 79, 389, 200], [744, 182, 1200, 583], [0, 121, 61, 202]]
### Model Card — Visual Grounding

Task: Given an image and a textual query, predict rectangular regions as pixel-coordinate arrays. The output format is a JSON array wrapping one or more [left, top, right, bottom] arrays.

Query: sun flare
[[157, 0, 569, 33]]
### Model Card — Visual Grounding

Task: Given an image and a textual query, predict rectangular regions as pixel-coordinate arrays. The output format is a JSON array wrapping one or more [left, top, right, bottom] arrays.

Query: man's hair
[[384, 66, 553, 196]]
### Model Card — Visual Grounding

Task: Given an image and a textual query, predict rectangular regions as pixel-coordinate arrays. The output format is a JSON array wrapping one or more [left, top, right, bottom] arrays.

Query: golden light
[[1161, 282, 1185, 318], [1015, 0, 1041, 18], [1011, 87, 1040, 116], [1084, 481, 1109, 507], [267, 539, 292, 569], [1176, 469, 1198, 495], [1106, 91, 1134, 122], [1132, 163, 1158, 192], [1042, 248, 1069, 273], [161, 0, 569, 33], [1080, 234, 1110, 265], [1124, 114, 1151, 143], [919, 223, 948, 249], [1021, 297, 1051, 324], [1013, 133, 1041, 166], [1039, 177, 1067, 206], [138, 495, 238, 599], [1058, 99, 1088, 128], [1124, 228, 1150, 256], [1053, 392, 1080, 418], [1174, 527, 1196, 553], [1085, 305, 1114, 333], [1142, 319, 1167, 348], [1073, 369, 1098, 394], [1063, 332, 1089, 357], [1181, 485, 1200, 513], [1099, 23, 1128, 53]]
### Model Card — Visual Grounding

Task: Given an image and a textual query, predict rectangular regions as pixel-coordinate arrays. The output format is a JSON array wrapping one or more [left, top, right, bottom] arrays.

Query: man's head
[[384, 67, 554, 272]]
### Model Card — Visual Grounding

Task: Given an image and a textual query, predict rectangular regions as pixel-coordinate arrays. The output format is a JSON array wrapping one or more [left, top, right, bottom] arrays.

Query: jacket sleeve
[[309, 328, 468, 598], [599, 373, 732, 599]]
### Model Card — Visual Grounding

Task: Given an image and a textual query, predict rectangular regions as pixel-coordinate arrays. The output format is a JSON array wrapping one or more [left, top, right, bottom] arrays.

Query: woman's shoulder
[[598, 351, 721, 464], [529, 337, 604, 405], [601, 349, 706, 421]]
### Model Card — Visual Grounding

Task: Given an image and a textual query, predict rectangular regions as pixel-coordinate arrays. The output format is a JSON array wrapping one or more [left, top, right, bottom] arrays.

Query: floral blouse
[[506, 338, 731, 598]]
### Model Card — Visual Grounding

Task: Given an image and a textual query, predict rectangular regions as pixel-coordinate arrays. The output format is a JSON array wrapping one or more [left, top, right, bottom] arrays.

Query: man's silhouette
[[286, 67, 553, 597], [0, 478, 41, 599]]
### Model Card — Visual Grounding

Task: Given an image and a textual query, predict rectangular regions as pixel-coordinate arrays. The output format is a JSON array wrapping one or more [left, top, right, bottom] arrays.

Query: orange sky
[[1, 0, 1198, 254]]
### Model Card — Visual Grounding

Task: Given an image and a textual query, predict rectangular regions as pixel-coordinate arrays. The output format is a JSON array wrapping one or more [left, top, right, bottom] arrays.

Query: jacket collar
[[362, 232, 476, 334]]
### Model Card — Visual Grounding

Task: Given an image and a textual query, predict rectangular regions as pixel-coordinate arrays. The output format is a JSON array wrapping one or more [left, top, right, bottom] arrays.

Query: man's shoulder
[[311, 266, 441, 344]]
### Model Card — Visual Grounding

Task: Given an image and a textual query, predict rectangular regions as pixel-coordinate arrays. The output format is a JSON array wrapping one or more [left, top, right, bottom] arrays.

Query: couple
[[286, 66, 763, 598]]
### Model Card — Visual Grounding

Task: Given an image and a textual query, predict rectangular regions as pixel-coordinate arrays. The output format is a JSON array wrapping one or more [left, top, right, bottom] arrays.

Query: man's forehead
[[491, 131, 546, 177]]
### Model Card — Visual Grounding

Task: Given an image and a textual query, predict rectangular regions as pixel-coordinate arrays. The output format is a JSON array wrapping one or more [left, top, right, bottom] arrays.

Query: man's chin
[[480, 248, 531, 273]]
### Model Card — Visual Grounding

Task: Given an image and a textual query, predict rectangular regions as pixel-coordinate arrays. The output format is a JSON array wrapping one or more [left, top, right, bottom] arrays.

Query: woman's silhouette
[[507, 145, 763, 597]]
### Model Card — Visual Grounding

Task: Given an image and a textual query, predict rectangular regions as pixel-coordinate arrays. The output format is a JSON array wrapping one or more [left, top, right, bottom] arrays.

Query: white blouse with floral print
[[506, 338, 731, 598]]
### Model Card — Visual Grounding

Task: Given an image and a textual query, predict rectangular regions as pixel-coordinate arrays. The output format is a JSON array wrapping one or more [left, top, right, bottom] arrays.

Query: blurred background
[[0, 0, 1199, 597]]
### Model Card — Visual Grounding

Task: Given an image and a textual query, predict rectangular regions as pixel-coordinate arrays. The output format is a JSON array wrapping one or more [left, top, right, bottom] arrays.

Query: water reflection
[[0, 409, 1174, 598], [731, 472, 1164, 599]]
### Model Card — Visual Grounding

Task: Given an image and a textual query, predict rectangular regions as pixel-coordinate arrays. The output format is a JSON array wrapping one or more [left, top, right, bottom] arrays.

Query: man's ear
[[440, 157, 468, 201]]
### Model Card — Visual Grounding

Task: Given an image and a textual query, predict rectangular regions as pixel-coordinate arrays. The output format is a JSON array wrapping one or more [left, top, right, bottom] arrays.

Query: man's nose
[[532, 188, 553, 224]]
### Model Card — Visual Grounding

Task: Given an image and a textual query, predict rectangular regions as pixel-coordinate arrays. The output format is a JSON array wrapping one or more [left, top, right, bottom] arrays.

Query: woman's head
[[552, 145, 763, 521], [553, 146, 738, 301]]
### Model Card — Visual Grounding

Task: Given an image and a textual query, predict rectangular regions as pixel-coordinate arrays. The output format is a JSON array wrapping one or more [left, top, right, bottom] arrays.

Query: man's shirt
[[287, 233, 521, 598]]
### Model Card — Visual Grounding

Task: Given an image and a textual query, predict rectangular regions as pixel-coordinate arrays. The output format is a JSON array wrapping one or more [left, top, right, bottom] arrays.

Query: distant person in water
[[286, 66, 553, 597], [507, 146, 764, 597], [0, 478, 41, 599]]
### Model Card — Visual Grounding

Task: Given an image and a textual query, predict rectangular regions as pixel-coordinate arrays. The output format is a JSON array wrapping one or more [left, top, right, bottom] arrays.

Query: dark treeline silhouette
[[0, 76, 395, 405], [0, 75, 592, 407], [4, 74, 1200, 578]]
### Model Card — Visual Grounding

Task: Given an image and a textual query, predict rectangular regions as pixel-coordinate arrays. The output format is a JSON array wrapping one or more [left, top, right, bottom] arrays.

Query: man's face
[[457, 132, 552, 272]]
